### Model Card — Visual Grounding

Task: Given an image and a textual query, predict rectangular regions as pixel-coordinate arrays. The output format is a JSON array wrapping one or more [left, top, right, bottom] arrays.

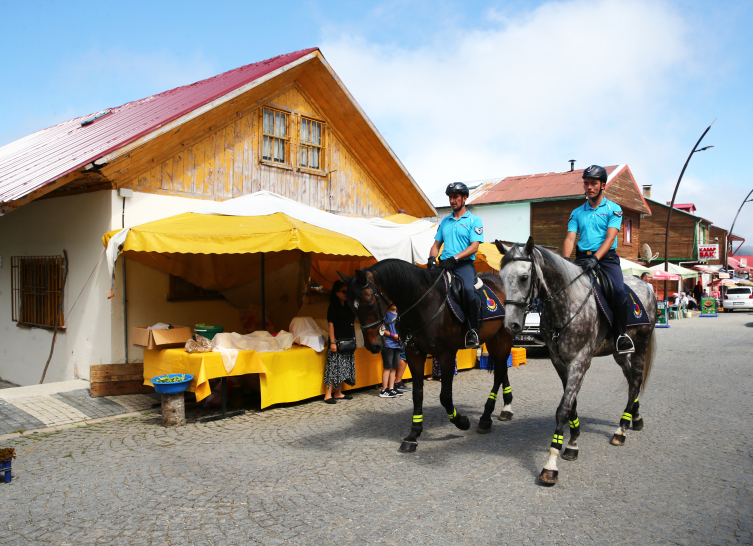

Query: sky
[[2, 0, 753, 247]]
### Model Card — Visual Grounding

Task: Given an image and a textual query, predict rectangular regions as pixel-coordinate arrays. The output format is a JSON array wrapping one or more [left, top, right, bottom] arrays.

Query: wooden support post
[[161, 393, 186, 427]]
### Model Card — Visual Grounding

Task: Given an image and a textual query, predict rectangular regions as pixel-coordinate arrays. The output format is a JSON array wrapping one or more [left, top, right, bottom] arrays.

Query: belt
[[576, 249, 616, 257]]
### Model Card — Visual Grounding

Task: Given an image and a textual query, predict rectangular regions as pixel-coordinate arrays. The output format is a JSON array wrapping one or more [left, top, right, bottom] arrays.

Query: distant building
[[432, 165, 651, 260]]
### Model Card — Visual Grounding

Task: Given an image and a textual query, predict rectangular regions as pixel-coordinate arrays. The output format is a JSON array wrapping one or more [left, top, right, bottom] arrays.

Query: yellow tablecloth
[[144, 346, 477, 409]]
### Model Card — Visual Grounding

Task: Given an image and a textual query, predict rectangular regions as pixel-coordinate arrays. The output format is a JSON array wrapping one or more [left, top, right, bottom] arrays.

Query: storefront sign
[[698, 244, 718, 260], [700, 296, 717, 317], [719, 272, 730, 279], [656, 300, 670, 328]]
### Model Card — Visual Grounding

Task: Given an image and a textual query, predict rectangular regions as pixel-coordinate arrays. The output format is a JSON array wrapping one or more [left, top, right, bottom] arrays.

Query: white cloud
[[322, 0, 694, 193]]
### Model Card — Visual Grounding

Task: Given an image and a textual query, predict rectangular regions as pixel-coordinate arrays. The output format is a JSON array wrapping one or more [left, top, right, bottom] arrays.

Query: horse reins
[[503, 246, 595, 360], [357, 269, 448, 348]]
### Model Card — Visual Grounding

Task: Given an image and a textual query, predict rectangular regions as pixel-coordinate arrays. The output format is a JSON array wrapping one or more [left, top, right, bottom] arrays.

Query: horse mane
[[366, 259, 444, 304], [502, 243, 587, 296]]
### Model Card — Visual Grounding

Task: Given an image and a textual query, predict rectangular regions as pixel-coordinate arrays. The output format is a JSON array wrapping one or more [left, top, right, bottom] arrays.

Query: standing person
[[428, 182, 484, 348], [380, 304, 404, 398], [324, 280, 356, 404], [693, 283, 702, 302], [562, 165, 634, 354], [393, 347, 411, 392], [640, 272, 654, 294]]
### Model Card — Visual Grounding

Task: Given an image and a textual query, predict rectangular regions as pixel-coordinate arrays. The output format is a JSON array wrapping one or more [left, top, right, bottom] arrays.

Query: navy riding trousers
[[451, 260, 479, 310], [576, 249, 626, 305]]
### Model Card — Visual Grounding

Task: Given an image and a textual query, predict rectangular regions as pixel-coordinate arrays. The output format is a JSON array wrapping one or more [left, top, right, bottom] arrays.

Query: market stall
[[103, 191, 480, 413]]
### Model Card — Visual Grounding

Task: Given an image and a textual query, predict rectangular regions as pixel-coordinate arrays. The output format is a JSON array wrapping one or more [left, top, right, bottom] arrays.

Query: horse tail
[[641, 329, 656, 393]]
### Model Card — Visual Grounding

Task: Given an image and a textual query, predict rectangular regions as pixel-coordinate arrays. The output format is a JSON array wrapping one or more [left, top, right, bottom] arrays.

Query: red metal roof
[[673, 203, 696, 213], [468, 166, 619, 205], [0, 48, 319, 207]]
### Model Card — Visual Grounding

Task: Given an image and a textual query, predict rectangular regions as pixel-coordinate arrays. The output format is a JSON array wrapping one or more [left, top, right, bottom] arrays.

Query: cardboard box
[[131, 326, 193, 350]]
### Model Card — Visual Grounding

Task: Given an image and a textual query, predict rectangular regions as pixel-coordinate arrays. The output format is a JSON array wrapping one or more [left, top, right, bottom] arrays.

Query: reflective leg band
[[634, 397, 639, 403], [622, 412, 632, 421], [569, 418, 580, 428], [488, 392, 498, 400], [503, 386, 512, 394], [552, 434, 564, 445], [448, 409, 457, 419]]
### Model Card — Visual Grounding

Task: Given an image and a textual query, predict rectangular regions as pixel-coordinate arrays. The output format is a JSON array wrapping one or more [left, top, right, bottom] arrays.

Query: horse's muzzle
[[367, 344, 383, 355], [506, 321, 523, 336]]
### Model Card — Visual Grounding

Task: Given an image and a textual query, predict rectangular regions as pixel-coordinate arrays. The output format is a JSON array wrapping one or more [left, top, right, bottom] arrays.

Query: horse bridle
[[501, 246, 595, 360], [355, 269, 447, 340], [357, 276, 393, 334]]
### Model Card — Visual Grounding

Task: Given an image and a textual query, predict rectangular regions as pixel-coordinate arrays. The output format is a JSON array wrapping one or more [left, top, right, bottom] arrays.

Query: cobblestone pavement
[[2, 312, 753, 545]]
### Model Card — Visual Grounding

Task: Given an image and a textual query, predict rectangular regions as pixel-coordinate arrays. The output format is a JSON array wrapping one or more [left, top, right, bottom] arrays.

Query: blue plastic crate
[[1, 459, 11, 483], [479, 355, 513, 369]]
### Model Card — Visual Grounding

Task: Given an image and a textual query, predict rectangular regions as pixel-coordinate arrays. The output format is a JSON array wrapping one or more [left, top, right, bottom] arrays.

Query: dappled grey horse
[[496, 238, 656, 485]]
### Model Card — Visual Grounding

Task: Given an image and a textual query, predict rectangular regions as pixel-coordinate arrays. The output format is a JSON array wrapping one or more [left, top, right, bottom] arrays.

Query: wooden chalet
[[0, 48, 435, 386]]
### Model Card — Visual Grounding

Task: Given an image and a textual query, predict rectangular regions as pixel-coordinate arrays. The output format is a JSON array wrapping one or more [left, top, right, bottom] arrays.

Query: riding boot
[[614, 299, 635, 354], [465, 299, 481, 349]]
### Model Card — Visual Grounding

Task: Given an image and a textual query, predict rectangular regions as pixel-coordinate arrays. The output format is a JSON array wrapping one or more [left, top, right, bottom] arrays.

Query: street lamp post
[[663, 121, 715, 299], [727, 188, 753, 268]]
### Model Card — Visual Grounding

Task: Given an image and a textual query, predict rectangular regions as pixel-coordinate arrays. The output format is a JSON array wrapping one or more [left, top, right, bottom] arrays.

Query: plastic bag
[[185, 334, 213, 353]]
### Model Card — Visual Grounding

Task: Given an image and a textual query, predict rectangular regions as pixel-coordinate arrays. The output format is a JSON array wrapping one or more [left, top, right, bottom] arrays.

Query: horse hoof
[[610, 433, 626, 446], [561, 448, 579, 461], [453, 415, 471, 431], [632, 418, 644, 431], [477, 420, 492, 434], [498, 411, 514, 421], [538, 469, 558, 484], [398, 441, 417, 453]]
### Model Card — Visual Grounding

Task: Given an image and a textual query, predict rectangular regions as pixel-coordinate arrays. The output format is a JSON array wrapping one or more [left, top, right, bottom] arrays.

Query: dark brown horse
[[339, 259, 515, 452]]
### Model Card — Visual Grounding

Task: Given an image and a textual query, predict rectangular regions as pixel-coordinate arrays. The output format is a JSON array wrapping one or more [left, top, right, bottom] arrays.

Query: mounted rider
[[562, 165, 635, 354], [428, 182, 484, 349]]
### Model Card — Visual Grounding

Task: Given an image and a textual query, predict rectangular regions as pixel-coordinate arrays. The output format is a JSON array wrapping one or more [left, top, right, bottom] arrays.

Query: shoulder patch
[[474, 226, 483, 235], [613, 211, 623, 217], [569, 214, 574, 221]]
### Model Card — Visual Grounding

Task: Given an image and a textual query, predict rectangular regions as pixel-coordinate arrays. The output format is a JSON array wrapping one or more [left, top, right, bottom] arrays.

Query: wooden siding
[[114, 84, 396, 217], [641, 201, 698, 261], [708, 225, 729, 265], [606, 166, 651, 215], [531, 198, 641, 260]]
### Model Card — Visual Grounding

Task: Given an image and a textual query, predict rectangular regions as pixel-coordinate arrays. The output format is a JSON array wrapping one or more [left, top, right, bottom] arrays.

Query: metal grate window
[[262, 108, 289, 164], [299, 118, 323, 170], [11, 256, 65, 329], [168, 275, 223, 301]]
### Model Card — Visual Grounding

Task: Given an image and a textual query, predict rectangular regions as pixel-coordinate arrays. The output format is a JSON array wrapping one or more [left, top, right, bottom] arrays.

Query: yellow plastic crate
[[511, 347, 526, 366]]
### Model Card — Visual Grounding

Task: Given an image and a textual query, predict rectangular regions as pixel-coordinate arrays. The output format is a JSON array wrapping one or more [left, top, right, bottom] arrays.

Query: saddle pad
[[593, 282, 651, 328], [444, 276, 505, 323]]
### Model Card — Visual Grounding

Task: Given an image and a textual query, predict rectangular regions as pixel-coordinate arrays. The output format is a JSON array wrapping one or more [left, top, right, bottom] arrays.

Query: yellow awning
[[103, 212, 371, 291]]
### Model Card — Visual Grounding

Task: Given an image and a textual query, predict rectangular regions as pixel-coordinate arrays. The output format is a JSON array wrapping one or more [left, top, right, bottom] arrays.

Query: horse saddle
[[443, 271, 505, 323], [591, 277, 651, 328]]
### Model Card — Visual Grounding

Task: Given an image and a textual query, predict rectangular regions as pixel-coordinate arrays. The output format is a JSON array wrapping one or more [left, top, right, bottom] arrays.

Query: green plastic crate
[[194, 324, 224, 340]]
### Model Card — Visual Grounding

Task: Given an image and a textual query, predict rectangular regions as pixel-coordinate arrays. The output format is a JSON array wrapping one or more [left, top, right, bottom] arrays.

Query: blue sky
[[2, 0, 753, 247]]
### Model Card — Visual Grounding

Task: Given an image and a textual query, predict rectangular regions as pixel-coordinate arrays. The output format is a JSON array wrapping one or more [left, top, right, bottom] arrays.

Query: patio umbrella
[[649, 263, 698, 280], [620, 258, 652, 276]]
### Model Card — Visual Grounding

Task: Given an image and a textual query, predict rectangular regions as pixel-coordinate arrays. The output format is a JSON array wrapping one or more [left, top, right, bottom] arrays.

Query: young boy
[[380, 304, 404, 398]]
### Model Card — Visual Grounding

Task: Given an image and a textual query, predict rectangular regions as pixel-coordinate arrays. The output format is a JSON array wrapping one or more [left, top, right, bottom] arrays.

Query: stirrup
[[465, 329, 480, 349], [615, 334, 635, 355]]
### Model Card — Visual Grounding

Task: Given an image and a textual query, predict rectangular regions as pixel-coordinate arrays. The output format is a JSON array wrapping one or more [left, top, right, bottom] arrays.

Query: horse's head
[[495, 236, 537, 336], [338, 269, 386, 354]]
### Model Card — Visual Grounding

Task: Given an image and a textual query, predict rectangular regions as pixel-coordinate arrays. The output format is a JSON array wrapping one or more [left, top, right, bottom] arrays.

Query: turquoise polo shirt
[[435, 210, 484, 260], [567, 197, 623, 252]]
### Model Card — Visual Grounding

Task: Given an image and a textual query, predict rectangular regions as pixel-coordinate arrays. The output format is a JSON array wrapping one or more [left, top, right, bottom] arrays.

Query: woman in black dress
[[324, 280, 357, 403]]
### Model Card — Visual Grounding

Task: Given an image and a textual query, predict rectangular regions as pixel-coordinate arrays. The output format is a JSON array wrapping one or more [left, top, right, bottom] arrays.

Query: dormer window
[[299, 118, 323, 171], [262, 108, 289, 165]]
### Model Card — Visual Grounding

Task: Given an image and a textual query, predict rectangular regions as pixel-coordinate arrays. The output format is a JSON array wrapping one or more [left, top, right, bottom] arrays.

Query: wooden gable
[[606, 166, 651, 215], [641, 199, 698, 261], [32, 52, 435, 219]]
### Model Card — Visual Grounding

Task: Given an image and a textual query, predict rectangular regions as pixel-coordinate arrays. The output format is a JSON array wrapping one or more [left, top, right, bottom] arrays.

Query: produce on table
[[153, 375, 189, 384]]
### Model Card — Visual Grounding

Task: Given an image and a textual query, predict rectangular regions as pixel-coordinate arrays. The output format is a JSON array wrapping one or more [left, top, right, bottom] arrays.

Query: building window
[[624, 219, 632, 244], [11, 256, 65, 329], [262, 108, 288, 164], [299, 118, 323, 170], [168, 275, 223, 302]]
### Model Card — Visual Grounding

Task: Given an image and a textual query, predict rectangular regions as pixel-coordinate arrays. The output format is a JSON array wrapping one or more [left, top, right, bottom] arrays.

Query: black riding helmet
[[445, 182, 469, 197], [582, 165, 607, 184]]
